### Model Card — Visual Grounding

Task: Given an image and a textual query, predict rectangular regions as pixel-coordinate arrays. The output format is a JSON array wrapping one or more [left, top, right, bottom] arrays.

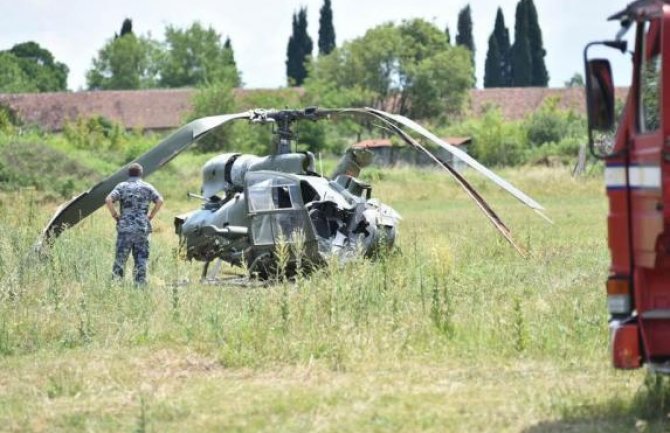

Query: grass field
[[0, 162, 668, 432]]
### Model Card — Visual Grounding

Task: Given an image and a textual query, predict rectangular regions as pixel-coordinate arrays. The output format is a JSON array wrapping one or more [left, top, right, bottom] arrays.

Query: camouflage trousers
[[112, 231, 150, 284]]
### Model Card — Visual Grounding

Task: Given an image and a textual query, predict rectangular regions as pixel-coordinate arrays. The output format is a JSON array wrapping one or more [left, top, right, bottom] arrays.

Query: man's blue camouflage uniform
[[107, 177, 162, 283]]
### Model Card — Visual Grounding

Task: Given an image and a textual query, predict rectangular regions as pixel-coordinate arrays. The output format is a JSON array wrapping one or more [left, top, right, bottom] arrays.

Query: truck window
[[639, 23, 661, 133]]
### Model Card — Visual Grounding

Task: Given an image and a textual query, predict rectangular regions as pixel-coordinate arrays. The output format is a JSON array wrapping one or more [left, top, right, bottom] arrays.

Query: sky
[[0, 0, 636, 91]]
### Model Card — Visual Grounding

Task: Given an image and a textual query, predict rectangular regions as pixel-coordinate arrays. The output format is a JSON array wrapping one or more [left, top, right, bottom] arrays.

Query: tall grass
[[0, 165, 658, 432], [0, 166, 607, 361]]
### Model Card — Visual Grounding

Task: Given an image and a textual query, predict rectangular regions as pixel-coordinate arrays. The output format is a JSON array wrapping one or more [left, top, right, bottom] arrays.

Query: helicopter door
[[245, 172, 314, 246]]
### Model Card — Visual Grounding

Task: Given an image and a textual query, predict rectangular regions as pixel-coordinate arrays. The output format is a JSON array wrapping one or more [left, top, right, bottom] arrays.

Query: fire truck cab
[[585, 0, 670, 372]]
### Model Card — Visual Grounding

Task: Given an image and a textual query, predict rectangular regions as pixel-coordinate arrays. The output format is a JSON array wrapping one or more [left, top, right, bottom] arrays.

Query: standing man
[[105, 163, 163, 285]]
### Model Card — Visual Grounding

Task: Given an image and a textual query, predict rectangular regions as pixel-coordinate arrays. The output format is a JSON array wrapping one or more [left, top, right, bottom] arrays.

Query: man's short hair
[[128, 163, 143, 177]]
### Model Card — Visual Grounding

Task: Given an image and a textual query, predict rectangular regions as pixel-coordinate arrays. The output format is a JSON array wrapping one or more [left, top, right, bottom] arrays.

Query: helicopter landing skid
[[201, 276, 268, 287], [199, 259, 267, 287]]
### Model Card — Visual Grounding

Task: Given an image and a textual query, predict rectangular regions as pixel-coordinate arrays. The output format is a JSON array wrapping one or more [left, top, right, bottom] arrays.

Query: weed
[[512, 296, 527, 353], [134, 395, 150, 433]]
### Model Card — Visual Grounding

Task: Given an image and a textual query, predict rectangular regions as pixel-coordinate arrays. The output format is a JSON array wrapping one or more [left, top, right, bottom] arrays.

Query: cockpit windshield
[[247, 172, 303, 212]]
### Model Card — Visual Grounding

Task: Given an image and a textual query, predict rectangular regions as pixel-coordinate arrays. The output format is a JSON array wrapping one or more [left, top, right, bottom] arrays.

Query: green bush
[[0, 142, 98, 197], [189, 80, 237, 153], [63, 115, 127, 151], [445, 107, 527, 167], [0, 105, 18, 135], [524, 96, 586, 148], [123, 133, 158, 162], [441, 98, 588, 167], [523, 136, 583, 166]]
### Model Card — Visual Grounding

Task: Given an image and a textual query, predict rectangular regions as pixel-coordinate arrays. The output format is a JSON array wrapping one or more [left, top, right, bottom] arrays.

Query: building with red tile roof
[[0, 86, 628, 132]]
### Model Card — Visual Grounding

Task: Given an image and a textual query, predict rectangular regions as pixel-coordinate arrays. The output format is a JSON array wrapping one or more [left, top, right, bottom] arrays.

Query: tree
[[511, 0, 532, 86], [485, 8, 513, 88], [565, 72, 584, 87], [484, 34, 502, 88], [286, 8, 313, 86], [189, 78, 237, 152], [223, 37, 238, 77], [119, 18, 133, 38], [493, 8, 512, 86], [445, 25, 451, 45], [318, 0, 336, 55], [510, 0, 548, 87], [0, 52, 35, 93], [455, 5, 475, 67], [87, 31, 162, 90], [526, 0, 549, 86], [304, 19, 473, 119], [160, 23, 240, 88], [7, 42, 69, 92]]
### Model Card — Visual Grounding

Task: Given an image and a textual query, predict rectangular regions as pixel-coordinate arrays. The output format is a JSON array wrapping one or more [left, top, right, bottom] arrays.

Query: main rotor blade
[[365, 108, 547, 215], [39, 112, 251, 245], [347, 109, 526, 256]]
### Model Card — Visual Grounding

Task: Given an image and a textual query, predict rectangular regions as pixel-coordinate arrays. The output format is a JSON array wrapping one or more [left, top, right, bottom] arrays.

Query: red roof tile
[[469, 86, 629, 120], [0, 87, 630, 132]]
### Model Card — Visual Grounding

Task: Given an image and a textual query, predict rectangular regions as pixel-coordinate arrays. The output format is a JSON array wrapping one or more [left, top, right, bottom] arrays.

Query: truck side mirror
[[585, 59, 615, 131]]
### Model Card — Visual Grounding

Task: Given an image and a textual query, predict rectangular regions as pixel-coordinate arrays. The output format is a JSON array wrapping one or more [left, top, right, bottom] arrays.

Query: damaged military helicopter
[[39, 107, 549, 279]]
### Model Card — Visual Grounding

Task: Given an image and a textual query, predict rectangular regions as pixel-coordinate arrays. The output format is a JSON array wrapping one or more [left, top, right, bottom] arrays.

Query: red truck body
[[588, 0, 670, 371]]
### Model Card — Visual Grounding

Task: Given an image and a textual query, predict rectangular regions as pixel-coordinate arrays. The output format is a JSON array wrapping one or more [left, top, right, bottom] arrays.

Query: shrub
[[524, 96, 586, 148], [0, 142, 97, 197], [445, 107, 527, 167], [63, 115, 127, 151], [0, 104, 18, 135], [524, 136, 583, 166], [189, 79, 237, 153]]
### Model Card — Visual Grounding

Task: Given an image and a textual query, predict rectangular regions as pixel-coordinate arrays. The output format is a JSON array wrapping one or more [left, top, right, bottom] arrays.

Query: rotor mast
[[273, 114, 295, 154], [249, 107, 325, 155]]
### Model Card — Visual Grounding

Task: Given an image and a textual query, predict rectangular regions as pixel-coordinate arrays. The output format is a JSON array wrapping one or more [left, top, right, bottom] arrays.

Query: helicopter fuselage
[[174, 151, 400, 278]]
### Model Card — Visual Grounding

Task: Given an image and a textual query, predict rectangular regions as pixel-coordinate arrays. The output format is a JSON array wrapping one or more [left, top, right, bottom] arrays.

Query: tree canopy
[[305, 19, 473, 119], [87, 20, 240, 90], [484, 8, 512, 88], [511, 0, 548, 87], [160, 22, 240, 88], [0, 42, 68, 92], [318, 0, 336, 55], [455, 5, 475, 68], [286, 8, 313, 86], [484, 34, 502, 88], [86, 31, 162, 90], [511, 0, 532, 86], [526, 0, 548, 86], [0, 53, 34, 93], [119, 18, 133, 38]]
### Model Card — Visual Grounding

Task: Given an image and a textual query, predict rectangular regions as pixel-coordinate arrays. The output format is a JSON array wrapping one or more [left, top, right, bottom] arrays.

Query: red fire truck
[[585, 0, 670, 372]]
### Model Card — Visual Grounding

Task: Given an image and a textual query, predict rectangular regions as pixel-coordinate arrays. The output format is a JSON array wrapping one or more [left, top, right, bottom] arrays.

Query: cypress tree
[[484, 34, 502, 88], [286, 8, 313, 86], [526, 0, 549, 86], [224, 37, 237, 74], [493, 8, 512, 86], [286, 13, 299, 85], [445, 25, 451, 45], [511, 0, 532, 86], [484, 33, 504, 88], [318, 0, 336, 55], [119, 18, 133, 38], [456, 5, 475, 64]]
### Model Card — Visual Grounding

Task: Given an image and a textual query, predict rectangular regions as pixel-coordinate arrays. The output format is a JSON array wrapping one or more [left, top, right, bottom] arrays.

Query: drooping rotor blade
[[364, 108, 548, 217], [342, 108, 526, 256], [39, 112, 251, 245]]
